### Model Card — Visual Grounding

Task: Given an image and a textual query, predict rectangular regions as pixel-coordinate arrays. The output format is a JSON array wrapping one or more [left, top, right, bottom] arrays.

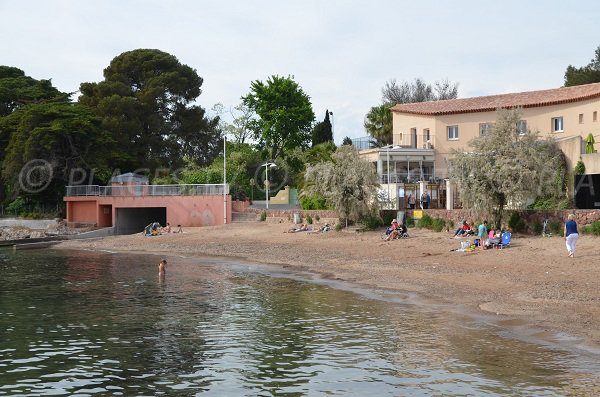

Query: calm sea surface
[[1, 249, 599, 396]]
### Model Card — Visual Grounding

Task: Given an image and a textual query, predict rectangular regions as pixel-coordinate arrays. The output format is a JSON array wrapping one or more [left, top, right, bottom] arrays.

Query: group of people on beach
[[452, 215, 580, 257], [453, 220, 509, 250], [145, 222, 183, 236], [286, 223, 331, 233]]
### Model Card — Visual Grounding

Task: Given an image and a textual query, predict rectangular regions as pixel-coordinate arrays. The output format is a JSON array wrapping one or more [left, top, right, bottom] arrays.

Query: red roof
[[390, 82, 600, 116]]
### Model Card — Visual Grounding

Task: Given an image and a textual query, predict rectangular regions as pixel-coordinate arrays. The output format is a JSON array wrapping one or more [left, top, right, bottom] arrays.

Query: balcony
[[65, 184, 228, 197]]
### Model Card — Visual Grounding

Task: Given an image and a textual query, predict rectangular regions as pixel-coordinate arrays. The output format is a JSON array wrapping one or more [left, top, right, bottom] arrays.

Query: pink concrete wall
[[69, 201, 97, 224], [65, 195, 232, 227]]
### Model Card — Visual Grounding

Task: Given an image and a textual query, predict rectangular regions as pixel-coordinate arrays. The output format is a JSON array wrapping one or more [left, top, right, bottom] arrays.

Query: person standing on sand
[[477, 220, 488, 250], [564, 214, 579, 258]]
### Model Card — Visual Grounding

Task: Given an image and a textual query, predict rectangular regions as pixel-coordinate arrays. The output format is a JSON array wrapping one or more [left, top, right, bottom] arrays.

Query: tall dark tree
[[564, 45, 600, 86], [342, 136, 353, 146], [0, 67, 66, 203], [242, 75, 314, 160], [79, 49, 221, 171], [0, 66, 62, 117], [311, 109, 333, 147], [1, 99, 113, 203]]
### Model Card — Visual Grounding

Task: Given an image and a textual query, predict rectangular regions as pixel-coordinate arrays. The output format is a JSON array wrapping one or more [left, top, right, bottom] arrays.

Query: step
[[231, 212, 258, 223]]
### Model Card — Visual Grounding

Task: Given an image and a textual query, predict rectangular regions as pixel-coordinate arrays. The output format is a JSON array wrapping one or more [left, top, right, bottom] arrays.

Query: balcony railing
[[65, 184, 228, 197], [381, 173, 438, 184]]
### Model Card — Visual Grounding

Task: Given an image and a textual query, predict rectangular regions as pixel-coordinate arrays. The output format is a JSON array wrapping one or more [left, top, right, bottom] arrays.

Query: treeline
[[0, 49, 344, 216]]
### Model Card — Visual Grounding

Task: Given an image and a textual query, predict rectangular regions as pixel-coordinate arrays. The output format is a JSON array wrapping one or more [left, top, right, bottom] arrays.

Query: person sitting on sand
[[173, 225, 183, 233], [158, 259, 166, 275], [385, 219, 399, 241], [453, 220, 470, 237], [161, 222, 171, 233], [485, 228, 501, 247]]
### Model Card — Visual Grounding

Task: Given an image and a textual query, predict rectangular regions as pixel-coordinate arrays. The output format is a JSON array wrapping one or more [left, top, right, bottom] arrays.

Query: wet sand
[[56, 222, 600, 349]]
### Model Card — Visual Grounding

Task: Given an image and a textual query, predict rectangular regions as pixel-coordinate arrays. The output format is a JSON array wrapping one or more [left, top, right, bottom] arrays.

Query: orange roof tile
[[390, 82, 600, 115]]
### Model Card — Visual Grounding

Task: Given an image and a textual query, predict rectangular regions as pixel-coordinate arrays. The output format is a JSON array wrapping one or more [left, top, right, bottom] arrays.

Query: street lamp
[[223, 136, 227, 225], [386, 145, 401, 209], [263, 162, 277, 209]]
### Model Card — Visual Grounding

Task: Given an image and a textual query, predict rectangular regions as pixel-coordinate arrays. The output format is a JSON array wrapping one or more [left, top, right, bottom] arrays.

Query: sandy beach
[[56, 222, 600, 350]]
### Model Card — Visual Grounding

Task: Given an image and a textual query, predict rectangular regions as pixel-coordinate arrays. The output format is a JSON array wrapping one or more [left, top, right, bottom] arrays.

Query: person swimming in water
[[158, 259, 166, 275]]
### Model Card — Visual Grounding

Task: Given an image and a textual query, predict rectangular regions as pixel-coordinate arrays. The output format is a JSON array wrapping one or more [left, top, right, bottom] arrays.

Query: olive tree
[[304, 145, 379, 226], [450, 108, 567, 227]]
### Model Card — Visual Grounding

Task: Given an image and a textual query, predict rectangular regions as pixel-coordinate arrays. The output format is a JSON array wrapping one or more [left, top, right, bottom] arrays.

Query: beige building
[[390, 82, 600, 178], [360, 82, 600, 209]]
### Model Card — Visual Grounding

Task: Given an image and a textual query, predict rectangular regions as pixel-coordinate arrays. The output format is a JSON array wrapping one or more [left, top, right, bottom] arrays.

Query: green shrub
[[405, 216, 415, 227], [447, 219, 455, 229], [508, 212, 526, 233], [306, 214, 313, 224], [581, 220, 600, 236], [432, 218, 446, 232], [548, 221, 562, 235], [381, 212, 395, 226], [315, 215, 320, 222], [260, 211, 267, 221], [528, 197, 572, 210], [335, 223, 343, 232], [574, 160, 586, 175], [531, 220, 543, 234], [6, 197, 28, 216], [417, 214, 433, 229], [299, 194, 328, 210], [360, 214, 383, 230]]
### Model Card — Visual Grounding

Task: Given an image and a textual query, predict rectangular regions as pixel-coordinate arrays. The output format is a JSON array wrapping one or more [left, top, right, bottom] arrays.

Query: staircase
[[231, 211, 258, 223]]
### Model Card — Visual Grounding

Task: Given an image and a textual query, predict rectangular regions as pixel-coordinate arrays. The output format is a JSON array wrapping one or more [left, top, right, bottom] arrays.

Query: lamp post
[[223, 136, 227, 225], [263, 162, 277, 209]]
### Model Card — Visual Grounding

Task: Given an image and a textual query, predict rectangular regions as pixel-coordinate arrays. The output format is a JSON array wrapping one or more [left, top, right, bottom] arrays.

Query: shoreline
[[54, 222, 600, 352]]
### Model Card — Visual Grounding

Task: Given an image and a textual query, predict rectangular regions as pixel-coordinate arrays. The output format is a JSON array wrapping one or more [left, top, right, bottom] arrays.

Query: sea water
[[0, 249, 598, 396]]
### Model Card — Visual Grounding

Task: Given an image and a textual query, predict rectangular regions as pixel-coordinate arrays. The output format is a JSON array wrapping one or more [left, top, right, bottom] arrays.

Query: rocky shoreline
[[0, 219, 89, 241]]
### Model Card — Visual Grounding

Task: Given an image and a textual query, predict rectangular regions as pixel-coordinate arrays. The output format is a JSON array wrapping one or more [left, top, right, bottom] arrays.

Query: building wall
[[65, 195, 232, 227], [393, 97, 600, 178], [68, 200, 97, 224]]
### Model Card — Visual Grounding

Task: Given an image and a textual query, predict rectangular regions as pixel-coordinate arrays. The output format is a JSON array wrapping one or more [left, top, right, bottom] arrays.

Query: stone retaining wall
[[421, 209, 600, 228], [243, 207, 340, 224]]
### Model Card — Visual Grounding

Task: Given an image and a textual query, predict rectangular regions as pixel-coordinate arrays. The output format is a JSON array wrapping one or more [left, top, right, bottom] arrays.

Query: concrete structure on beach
[[64, 173, 230, 234]]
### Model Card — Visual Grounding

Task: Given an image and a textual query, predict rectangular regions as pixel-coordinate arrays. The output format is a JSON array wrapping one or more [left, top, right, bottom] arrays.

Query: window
[[551, 117, 564, 132], [423, 128, 431, 148], [479, 123, 494, 136], [516, 120, 527, 135], [447, 125, 459, 140], [594, 111, 597, 122], [579, 113, 584, 124]]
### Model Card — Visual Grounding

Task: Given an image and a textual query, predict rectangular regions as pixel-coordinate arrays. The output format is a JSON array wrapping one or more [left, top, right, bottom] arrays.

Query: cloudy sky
[[2, 0, 599, 143]]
